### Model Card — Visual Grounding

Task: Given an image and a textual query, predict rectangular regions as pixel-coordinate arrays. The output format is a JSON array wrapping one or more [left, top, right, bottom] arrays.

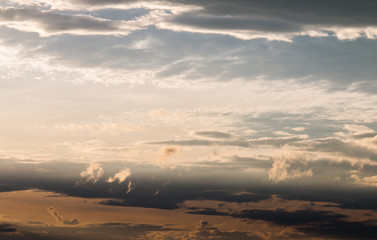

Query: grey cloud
[[168, 11, 302, 32], [194, 130, 234, 139], [351, 132, 377, 140], [2, 157, 377, 212], [0, 223, 17, 233], [4, 0, 377, 41], [301, 138, 377, 161], [188, 208, 347, 226], [148, 136, 305, 148], [1, 23, 376, 93], [187, 220, 263, 240], [197, 156, 272, 170], [188, 208, 377, 239], [0, 7, 139, 35]]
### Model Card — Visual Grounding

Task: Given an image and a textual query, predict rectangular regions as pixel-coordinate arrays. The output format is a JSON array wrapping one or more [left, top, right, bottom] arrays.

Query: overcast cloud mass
[[1, 0, 377, 239]]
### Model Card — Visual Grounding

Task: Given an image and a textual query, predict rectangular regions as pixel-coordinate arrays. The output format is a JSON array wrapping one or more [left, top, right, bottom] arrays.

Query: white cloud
[[268, 151, 313, 183], [107, 168, 131, 183], [126, 181, 134, 194], [80, 162, 104, 183]]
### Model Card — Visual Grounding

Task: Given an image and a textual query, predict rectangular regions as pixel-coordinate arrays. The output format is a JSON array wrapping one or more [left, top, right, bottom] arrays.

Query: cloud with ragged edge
[[47, 207, 79, 225], [80, 162, 104, 183], [107, 168, 131, 183], [0, 5, 168, 36], [1, 0, 377, 41], [268, 150, 313, 183]]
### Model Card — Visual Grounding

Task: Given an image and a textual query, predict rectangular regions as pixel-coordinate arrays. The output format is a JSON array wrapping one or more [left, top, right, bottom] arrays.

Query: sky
[[0, 0, 377, 239]]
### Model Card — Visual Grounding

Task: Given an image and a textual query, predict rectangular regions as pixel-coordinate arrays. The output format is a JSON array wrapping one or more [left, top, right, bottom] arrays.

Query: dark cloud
[[101, 189, 271, 209], [188, 208, 377, 239], [188, 208, 347, 226], [0, 223, 17, 233], [57, 0, 377, 31], [194, 130, 234, 139], [168, 11, 302, 32], [298, 219, 377, 239], [187, 220, 264, 240], [1, 156, 377, 213]]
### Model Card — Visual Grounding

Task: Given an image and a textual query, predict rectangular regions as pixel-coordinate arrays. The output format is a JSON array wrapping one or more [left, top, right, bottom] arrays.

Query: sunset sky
[[1, 1, 377, 239]]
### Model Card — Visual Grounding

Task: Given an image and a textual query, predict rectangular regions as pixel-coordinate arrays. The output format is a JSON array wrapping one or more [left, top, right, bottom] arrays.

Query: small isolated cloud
[[268, 152, 313, 183], [107, 168, 131, 183], [156, 146, 181, 168], [80, 162, 104, 183], [47, 207, 79, 225], [126, 181, 134, 194]]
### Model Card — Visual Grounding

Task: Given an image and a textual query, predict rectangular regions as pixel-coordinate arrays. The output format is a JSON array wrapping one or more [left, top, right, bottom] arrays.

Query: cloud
[[3, 1, 377, 41], [0, 6, 166, 36], [148, 135, 307, 148], [80, 162, 104, 183], [0, 223, 17, 233], [186, 220, 263, 240], [47, 207, 79, 225], [126, 181, 134, 194], [300, 138, 377, 161], [156, 146, 181, 168], [350, 174, 377, 187], [186, 208, 377, 239], [162, 0, 377, 41], [193, 130, 234, 139], [107, 168, 131, 183], [268, 154, 313, 183]]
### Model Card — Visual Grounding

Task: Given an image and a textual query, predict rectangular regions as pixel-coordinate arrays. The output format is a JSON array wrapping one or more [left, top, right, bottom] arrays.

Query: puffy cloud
[[47, 207, 79, 225], [268, 152, 313, 183], [107, 168, 131, 183], [80, 162, 104, 183]]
